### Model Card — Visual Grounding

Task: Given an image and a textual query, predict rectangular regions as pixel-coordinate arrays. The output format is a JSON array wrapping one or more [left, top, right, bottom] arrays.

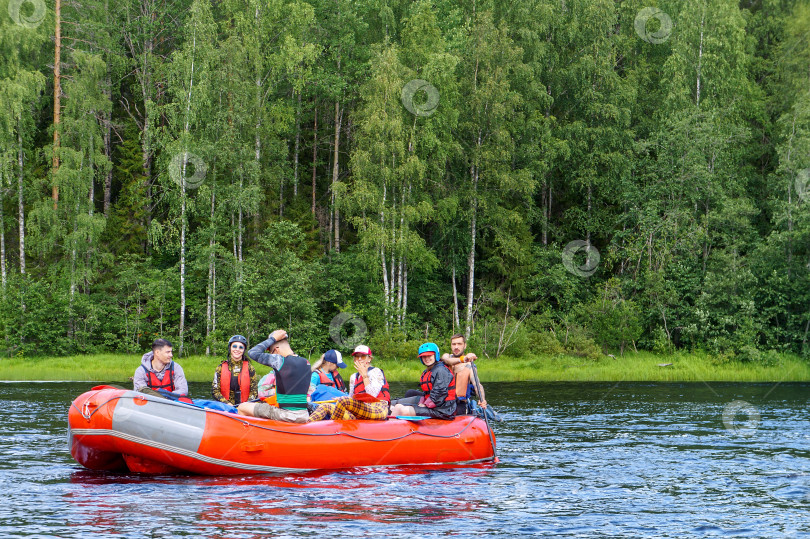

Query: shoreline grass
[[1, 351, 808, 383]]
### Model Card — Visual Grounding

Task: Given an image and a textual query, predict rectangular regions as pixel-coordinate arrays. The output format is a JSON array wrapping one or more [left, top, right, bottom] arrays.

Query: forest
[[1, 0, 809, 361]]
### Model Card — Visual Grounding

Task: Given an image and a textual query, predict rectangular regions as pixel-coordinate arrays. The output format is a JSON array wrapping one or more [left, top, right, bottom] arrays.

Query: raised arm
[[247, 330, 287, 370]]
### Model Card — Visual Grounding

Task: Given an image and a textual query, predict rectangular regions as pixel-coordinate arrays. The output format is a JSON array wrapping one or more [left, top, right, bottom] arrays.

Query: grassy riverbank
[[1, 351, 808, 383]]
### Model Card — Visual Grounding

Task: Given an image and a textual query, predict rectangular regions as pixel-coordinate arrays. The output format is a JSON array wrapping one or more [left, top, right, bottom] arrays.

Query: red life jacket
[[352, 367, 390, 403], [142, 363, 176, 392], [317, 370, 347, 392], [220, 360, 252, 403], [419, 364, 456, 402]]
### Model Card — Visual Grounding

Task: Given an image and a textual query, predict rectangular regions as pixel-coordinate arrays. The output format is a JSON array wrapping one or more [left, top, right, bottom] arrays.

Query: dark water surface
[[0, 381, 807, 537]]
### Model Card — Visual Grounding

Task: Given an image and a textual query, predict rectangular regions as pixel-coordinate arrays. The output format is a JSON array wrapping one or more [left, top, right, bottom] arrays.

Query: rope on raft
[[72, 394, 480, 443]]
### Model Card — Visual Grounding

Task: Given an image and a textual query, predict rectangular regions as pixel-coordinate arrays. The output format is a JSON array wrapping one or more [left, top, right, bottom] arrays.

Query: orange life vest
[[352, 367, 390, 403], [220, 360, 252, 404], [317, 370, 347, 392], [142, 363, 176, 392], [420, 364, 457, 402]]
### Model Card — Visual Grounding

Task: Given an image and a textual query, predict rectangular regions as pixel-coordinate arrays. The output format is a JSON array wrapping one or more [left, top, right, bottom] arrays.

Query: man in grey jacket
[[133, 338, 189, 396]]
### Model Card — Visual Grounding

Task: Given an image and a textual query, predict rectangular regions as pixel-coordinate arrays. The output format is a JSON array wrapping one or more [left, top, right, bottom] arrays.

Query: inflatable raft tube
[[68, 386, 497, 475]]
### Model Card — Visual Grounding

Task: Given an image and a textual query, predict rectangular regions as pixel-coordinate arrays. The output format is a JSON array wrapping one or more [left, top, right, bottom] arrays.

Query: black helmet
[[228, 335, 248, 347]]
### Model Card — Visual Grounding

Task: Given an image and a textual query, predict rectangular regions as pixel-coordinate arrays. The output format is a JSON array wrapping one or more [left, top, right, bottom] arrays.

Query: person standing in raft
[[238, 329, 311, 423], [390, 343, 456, 420], [308, 345, 390, 422], [133, 338, 189, 396], [212, 335, 258, 405], [309, 349, 348, 398], [441, 333, 487, 415]]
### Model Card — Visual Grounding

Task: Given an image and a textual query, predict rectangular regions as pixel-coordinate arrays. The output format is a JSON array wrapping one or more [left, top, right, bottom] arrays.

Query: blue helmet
[[417, 342, 440, 363]]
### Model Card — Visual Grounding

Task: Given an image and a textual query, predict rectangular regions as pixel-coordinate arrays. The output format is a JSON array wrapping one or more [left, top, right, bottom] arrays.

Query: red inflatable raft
[[68, 386, 496, 475]]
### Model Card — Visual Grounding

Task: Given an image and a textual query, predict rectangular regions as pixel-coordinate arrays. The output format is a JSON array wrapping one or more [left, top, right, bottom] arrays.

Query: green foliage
[[2, 0, 810, 367], [573, 279, 643, 355]]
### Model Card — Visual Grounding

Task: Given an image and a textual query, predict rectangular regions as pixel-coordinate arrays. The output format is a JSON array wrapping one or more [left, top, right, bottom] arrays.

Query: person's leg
[[338, 399, 389, 420], [308, 402, 337, 422], [390, 395, 421, 416], [237, 402, 258, 416], [275, 408, 309, 423], [242, 402, 307, 423], [390, 403, 417, 416]]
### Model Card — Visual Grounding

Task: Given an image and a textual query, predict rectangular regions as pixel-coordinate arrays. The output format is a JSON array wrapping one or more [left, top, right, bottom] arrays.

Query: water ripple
[[0, 382, 807, 537]]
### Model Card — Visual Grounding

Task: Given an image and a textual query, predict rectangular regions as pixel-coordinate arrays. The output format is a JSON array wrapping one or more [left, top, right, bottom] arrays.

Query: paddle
[[469, 361, 497, 458], [394, 415, 430, 421]]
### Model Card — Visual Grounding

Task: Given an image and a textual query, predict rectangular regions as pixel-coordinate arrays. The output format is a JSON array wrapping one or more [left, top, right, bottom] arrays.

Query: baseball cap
[[352, 345, 372, 357], [323, 349, 347, 368]]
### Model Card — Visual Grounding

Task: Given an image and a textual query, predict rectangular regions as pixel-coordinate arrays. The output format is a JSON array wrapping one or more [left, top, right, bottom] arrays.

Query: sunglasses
[[231, 344, 245, 350]]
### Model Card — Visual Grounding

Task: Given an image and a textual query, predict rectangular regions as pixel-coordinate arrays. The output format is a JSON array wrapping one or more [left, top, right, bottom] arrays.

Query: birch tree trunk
[[465, 159, 479, 340], [786, 116, 796, 274], [696, 3, 705, 108], [180, 162, 187, 353], [380, 183, 389, 332], [332, 100, 342, 253], [396, 187, 405, 326], [17, 122, 25, 275], [52, 0, 62, 209], [402, 258, 408, 326], [102, 77, 112, 217], [542, 178, 550, 245], [88, 137, 94, 216], [452, 266, 460, 331], [102, 0, 112, 217], [293, 91, 301, 197], [0, 170, 6, 291], [206, 186, 216, 355], [311, 104, 317, 214], [69, 153, 84, 337], [179, 24, 199, 356], [586, 183, 592, 267]]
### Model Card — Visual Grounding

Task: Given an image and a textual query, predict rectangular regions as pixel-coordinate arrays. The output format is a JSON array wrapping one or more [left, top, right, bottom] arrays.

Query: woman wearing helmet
[[390, 342, 457, 420], [212, 335, 259, 405]]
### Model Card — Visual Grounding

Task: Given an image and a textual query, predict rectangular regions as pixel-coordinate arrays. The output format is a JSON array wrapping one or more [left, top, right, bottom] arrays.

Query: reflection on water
[[1, 381, 808, 537]]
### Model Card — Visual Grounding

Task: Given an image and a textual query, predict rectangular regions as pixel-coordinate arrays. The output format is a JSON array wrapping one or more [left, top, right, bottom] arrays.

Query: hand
[[479, 399, 487, 409], [354, 358, 369, 377], [270, 329, 287, 341], [465, 353, 477, 362]]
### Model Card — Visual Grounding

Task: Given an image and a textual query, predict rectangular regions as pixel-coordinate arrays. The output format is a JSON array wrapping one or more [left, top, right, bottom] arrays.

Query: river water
[[0, 381, 807, 537]]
